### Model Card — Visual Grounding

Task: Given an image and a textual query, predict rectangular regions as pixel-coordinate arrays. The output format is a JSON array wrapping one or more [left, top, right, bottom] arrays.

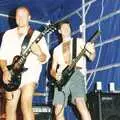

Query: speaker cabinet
[[87, 92, 120, 120], [32, 105, 52, 120]]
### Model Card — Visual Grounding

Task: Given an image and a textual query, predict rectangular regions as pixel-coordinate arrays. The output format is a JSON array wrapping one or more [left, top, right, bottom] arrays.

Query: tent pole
[[82, 0, 87, 92]]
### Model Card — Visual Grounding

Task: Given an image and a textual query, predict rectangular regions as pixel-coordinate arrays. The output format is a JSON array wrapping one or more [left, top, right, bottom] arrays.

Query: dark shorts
[[53, 70, 86, 106]]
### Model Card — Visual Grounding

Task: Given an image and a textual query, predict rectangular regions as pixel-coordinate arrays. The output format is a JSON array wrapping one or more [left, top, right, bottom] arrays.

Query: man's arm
[[85, 42, 96, 61], [31, 42, 47, 62], [0, 60, 8, 72], [79, 38, 96, 61], [0, 60, 11, 83], [31, 37, 50, 64]]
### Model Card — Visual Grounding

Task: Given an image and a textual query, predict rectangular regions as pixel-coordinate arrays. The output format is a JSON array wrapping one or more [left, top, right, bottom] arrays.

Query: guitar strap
[[21, 28, 33, 55], [72, 38, 77, 62]]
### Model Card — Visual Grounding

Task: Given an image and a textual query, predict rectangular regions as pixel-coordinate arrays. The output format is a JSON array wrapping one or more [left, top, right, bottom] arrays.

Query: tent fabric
[[0, 0, 120, 119], [0, 0, 81, 25], [86, 0, 120, 93]]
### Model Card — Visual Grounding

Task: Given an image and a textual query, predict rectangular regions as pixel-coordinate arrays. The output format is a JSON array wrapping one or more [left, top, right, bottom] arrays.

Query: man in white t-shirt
[[50, 20, 95, 120], [0, 6, 50, 120]]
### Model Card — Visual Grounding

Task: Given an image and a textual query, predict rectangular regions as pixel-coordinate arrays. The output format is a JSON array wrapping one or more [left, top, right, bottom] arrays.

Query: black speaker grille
[[106, 115, 120, 120], [87, 92, 120, 120]]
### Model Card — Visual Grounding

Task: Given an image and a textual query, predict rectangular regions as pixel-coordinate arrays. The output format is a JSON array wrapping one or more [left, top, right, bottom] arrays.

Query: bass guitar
[[2, 24, 56, 91], [54, 30, 100, 91]]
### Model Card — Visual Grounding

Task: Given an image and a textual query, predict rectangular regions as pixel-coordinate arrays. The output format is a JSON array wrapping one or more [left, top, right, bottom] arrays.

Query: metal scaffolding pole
[[82, 0, 87, 91]]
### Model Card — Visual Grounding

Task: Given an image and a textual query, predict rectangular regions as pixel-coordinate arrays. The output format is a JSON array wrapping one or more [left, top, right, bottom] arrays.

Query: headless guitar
[[54, 30, 100, 91]]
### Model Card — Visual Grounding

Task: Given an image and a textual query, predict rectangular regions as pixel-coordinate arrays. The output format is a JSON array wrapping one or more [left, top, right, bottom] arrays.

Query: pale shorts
[[19, 65, 42, 88], [53, 70, 86, 106]]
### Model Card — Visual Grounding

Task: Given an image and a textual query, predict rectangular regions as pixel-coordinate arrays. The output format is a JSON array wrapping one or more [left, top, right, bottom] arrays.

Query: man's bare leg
[[75, 97, 91, 120], [6, 89, 21, 120], [55, 104, 65, 120], [21, 82, 35, 120]]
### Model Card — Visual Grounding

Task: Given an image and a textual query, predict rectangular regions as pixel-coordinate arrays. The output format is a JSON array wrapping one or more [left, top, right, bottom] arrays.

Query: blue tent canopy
[[0, 0, 82, 21], [0, 0, 120, 119]]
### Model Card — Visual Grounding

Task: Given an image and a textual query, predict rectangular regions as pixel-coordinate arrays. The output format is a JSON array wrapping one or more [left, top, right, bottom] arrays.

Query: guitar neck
[[17, 26, 54, 66], [69, 30, 100, 69], [17, 49, 31, 65], [69, 48, 86, 69]]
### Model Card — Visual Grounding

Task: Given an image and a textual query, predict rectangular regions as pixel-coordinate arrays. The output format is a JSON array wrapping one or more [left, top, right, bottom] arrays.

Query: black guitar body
[[2, 55, 27, 92], [2, 66, 21, 91], [56, 65, 75, 91]]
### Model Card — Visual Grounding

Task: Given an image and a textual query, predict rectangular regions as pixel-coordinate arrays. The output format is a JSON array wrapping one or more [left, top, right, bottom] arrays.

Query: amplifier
[[87, 92, 120, 120], [32, 105, 52, 120]]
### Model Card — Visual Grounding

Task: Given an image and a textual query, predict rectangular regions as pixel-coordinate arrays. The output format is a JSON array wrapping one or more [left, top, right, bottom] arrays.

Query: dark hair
[[57, 19, 71, 29], [16, 6, 31, 16]]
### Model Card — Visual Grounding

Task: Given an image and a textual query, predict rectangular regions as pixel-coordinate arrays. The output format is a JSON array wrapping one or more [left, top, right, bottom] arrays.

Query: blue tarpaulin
[[0, 0, 120, 119]]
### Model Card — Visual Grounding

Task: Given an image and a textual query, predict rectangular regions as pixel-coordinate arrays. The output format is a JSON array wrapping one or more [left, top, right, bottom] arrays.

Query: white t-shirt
[[0, 28, 50, 87], [53, 37, 86, 76]]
